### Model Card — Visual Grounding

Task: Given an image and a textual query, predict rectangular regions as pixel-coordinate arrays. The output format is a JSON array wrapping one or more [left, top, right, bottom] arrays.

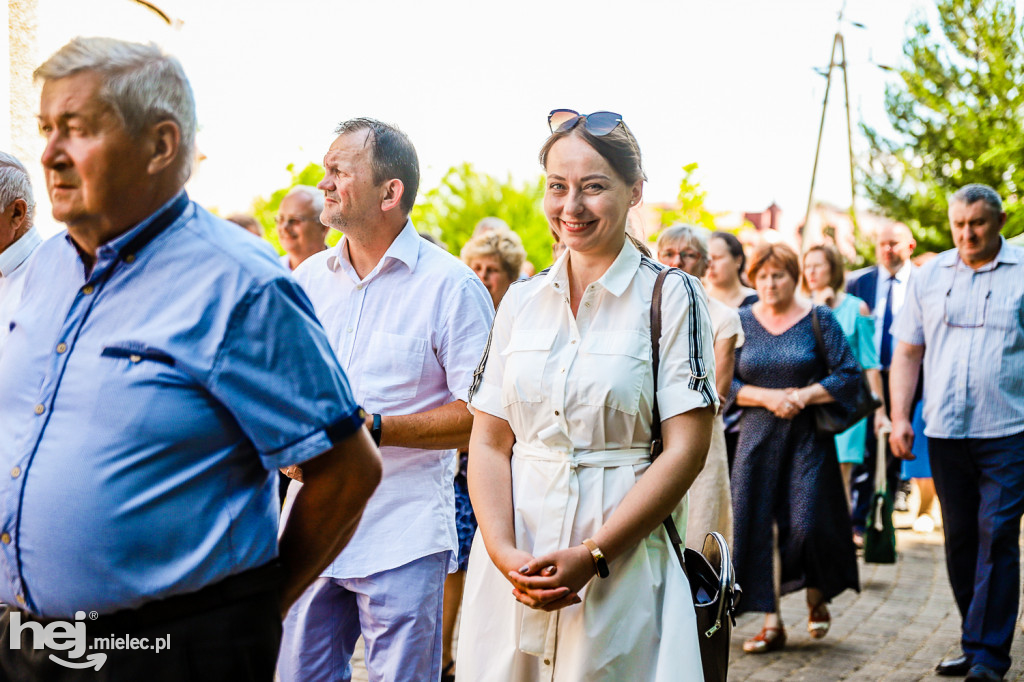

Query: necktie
[[880, 276, 895, 368]]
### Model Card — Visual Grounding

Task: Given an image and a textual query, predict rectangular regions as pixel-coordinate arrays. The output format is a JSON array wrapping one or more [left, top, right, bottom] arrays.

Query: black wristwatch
[[370, 413, 382, 446]]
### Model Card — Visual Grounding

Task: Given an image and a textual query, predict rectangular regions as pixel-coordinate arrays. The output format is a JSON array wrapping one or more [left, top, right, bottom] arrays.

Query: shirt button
[[56, 343, 67, 354], [81, 285, 94, 295], [129, 354, 142, 363], [560, 368, 565, 373], [0, 533, 10, 545], [584, 302, 591, 308], [347, 327, 353, 333], [554, 410, 560, 416], [10, 467, 20, 479], [571, 339, 577, 344], [15, 595, 24, 606], [544, 659, 551, 665], [33, 404, 44, 415], [356, 284, 363, 290], [124, 254, 135, 264]]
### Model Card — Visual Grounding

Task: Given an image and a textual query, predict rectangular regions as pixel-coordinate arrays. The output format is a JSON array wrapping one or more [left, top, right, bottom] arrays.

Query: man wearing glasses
[[276, 185, 329, 270], [890, 184, 1024, 682]]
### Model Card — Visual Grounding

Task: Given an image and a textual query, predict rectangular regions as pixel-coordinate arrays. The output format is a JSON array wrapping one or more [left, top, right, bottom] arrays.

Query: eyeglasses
[[943, 257, 993, 328], [275, 214, 320, 228], [548, 109, 623, 136], [659, 249, 706, 263]]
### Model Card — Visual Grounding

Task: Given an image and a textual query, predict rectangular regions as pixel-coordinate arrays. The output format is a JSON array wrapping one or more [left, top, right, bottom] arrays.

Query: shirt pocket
[[93, 342, 197, 428], [500, 328, 556, 407], [362, 332, 428, 402], [577, 330, 649, 415], [987, 285, 1024, 334]]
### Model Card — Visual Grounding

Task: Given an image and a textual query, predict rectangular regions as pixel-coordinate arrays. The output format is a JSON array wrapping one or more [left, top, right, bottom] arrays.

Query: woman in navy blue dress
[[730, 243, 861, 654]]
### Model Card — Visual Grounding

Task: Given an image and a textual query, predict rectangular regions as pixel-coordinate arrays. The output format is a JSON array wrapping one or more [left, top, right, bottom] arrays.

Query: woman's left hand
[[507, 545, 596, 612]]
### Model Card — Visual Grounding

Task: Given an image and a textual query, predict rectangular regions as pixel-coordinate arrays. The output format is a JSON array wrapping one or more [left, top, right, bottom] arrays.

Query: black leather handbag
[[650, 268, 741, 682], [809, 305, 882, 435]]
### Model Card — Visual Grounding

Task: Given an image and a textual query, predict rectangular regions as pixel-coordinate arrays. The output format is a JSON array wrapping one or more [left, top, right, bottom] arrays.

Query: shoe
[[441, 661, 455, 682], [913, 514, 935, 533], [894, 488, 910, 512], [936, 654, 971, 676], [742, 626, 786, 653], [808, 602, 831, 639], [965, 663, 1004, 681]]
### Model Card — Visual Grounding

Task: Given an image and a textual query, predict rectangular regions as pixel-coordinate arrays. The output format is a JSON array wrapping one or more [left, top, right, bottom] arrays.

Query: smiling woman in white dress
[[455, 110, 718, 682]]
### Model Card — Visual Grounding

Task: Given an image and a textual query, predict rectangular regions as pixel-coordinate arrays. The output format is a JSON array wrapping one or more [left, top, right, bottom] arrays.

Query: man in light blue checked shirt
[[890, 184, 1024, 682], [0, 37, 382, 681]]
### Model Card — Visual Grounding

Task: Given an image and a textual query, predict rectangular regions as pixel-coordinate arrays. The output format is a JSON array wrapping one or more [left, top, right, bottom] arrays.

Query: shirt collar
[[880, 258, 913, 284], [63, 190, 190, 266], [326, 218, 421, 277], [543, 237, 641, 298], [0, 226, 42, 277], [938, 238, 1019, 270]]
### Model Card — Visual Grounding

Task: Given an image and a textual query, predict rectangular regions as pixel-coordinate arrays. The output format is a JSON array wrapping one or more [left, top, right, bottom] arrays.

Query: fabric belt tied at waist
[[512, 443, 649, 658]]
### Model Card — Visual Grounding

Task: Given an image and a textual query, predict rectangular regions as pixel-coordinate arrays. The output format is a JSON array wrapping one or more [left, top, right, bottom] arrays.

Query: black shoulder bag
[[808, 305, 881, 435], [650, 268, 740, 682]]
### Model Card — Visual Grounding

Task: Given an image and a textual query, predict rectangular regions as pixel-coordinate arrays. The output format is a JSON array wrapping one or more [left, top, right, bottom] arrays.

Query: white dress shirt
[[874, 258, 914, 355], [0, 227, 42, 352], [290, 220, 493, 578]]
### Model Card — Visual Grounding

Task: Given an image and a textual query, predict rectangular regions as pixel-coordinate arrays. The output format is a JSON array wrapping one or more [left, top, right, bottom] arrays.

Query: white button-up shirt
[[874, 258, 914, 356], [292, 220, 493, 577], [893, 241, 1024, 439], [0, 227, 42, 353]]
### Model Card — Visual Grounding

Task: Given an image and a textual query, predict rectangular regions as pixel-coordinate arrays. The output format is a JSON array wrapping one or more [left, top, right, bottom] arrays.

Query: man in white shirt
[[278, 118, 494, 682], [0, 152, 42, 353], [845, 221, 919, 535], [275, 184, 329, 271]]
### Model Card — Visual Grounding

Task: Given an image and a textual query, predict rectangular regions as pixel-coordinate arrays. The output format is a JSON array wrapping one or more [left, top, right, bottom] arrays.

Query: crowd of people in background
[[0, 35, 1022, 682]]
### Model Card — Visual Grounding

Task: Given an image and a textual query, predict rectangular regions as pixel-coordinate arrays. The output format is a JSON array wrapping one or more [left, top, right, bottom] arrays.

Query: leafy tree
[[250, 162, 331, 253], [411, 163, 553, 270], [861, 0, 1024, 253], [655, 163, 718, 231]]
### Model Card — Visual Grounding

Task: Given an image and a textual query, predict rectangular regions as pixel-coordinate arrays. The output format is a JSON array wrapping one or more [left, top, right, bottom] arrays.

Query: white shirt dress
[[457, 240, 718, 682]]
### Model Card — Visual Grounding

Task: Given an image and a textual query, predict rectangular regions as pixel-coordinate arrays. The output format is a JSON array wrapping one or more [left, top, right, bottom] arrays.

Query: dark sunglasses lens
[[584, 111, 622, 136], [549, 109, 580, 133]]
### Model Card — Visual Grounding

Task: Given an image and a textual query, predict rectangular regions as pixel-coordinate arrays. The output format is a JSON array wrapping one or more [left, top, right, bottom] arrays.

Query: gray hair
[[473, 216, 511, 237], [0, 152, 35, 226], [950, 184, 1003, 215], [657, 224, 710, 262], [284, 185, 325, 215], [34, 37, 197, 185]]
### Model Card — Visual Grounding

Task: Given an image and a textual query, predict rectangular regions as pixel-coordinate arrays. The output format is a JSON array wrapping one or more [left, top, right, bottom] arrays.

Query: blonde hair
[[460, 230, 527, 281]]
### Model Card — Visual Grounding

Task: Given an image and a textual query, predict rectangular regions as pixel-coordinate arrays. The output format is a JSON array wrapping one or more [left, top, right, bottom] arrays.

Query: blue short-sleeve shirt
[[0, 193, 363, 617]]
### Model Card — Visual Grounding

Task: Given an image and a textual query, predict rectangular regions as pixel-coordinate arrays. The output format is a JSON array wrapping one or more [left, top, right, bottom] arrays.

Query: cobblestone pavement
[[347, 524, 1024, 681]]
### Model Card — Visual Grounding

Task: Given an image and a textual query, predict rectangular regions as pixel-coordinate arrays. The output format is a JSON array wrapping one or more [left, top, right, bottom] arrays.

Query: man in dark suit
[[846, 222, 918, 541]]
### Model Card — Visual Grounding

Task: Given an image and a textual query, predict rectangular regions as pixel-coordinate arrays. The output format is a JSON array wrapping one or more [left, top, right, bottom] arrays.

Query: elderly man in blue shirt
[[0, 37, 382, 681], [890, 184, 1024, 682]]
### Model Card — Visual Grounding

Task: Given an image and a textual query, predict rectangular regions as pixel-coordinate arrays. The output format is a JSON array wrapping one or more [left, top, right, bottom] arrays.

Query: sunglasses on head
[[547, 109, 623, 136]]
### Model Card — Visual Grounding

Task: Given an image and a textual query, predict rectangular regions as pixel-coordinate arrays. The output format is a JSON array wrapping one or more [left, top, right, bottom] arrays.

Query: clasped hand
[[498, 545, 596, 612], [765, 387, 805, 419]]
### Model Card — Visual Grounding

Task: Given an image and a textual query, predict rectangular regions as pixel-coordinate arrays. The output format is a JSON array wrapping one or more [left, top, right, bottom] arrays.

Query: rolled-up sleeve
[[657, 272, 720, 419], [892, 273, 926, 346], [209, 277, 364, 470], [439, 275, 495, 403], [468, 288, 514, 420]]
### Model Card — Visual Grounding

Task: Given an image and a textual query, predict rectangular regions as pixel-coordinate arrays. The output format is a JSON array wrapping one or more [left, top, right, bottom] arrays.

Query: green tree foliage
[[861, 0, 1024, 253], [656, 163, 718, 231], [250, 162, 331, 253], [411, 163, 553, 270]]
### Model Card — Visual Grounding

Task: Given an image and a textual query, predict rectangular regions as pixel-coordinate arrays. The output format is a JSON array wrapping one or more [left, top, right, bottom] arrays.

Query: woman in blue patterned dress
[[802, 244, 889, 501], [730, 242, 861, 654]]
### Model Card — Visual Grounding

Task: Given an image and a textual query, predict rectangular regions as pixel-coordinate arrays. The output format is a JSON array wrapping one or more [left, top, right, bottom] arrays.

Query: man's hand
[[889, 419, 916, 461]]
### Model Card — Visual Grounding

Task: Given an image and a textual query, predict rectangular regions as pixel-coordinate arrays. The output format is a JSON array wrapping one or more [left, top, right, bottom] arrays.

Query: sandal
[[441, 661, 455, 682], [808, 602, 831, 639], [742, 625, 786, 653]]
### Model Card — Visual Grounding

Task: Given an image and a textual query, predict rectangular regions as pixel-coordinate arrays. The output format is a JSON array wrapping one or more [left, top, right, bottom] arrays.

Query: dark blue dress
[[730, 305, 861, 613]]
